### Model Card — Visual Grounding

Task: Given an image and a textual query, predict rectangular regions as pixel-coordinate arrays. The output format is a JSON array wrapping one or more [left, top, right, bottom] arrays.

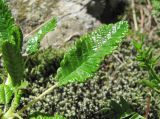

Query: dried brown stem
[[131, 0, 138, 31], [144, 91, 151, 119]]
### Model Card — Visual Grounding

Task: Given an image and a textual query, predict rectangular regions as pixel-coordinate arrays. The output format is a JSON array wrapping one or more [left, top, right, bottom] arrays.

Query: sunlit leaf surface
[[0, 84, 13, 104], [30, 113, 66, 119], [55, 21, 128, 86], [26, 18, 57, 54]]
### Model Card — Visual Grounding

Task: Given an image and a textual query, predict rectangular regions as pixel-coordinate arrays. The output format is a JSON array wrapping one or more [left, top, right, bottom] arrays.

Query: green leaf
[[120, 112, 135, 119], [29, 113, 66, 119], [110, 100, 122, 114], [139, 79, 160, 92], [0, 84, 13, 104], [0, 0, 14, 41], [55, 21, 128, 86], [0, 0, 23, 51], [121, 113, 145, 119], [120, 96, 132, 113], [139, 79, 156, 89], [11, 25, 23, 51], [110, 97, 133, 119], [151, 0, 160, 16], [132, 40, 142, 52], [129, 113, 145, 119], [2, 41, 24, 87], [0, 0, 23, 87], [9, 89, 22, 113], [26, 17, 57, 54]]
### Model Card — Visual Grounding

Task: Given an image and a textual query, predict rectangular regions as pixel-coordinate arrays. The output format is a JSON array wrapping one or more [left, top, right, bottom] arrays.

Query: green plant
[[151, 0, 160, 17], [29, 113, 66, 119], [133, 34, 160, 119], [133, 35, 160, 93], [108, 97, 145, 119], [0, 0, 128, 118]]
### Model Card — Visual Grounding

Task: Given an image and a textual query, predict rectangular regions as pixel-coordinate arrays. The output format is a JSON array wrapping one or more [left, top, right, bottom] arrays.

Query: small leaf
[[0, 84, 13, 104], [120, 97, 132, 113], [26, 17, 57, 54], [55, 21, 128, 86], [11, 25, 23, 51], [110, 100, 122, 114], [152, 55, 160, 65], [139, 79, 157, 89], [0, 0, 15, 43], [132, 40, 142, 51], [129, 113, 145, 119], [139, 79, 160, 92], [18, 80, 28, 89], [121, 112, 135, 119], [29, 113, 66, 119], [0, 0, 23, 51], [10, 90, 23, 112], [2, 41, 24, 87]]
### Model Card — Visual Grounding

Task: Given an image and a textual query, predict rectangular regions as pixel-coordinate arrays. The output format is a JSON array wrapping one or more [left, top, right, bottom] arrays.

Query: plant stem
[[13, 113, 23, 119], [3, 104, 8, 113], [131, 0, 138, 31], [144, 91, 151, 119], [17, 83, 58, 115], [2, 90, 22, 119], [11, 90, 22, 112]]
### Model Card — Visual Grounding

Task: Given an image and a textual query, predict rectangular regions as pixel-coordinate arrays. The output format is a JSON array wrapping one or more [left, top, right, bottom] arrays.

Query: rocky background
[[6, 0, 160, 119], [7, 0, 127, 50]]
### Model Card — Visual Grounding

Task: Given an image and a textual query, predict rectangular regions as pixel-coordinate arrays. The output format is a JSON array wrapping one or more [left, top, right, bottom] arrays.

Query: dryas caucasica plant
[[0, 0, 128, 118]]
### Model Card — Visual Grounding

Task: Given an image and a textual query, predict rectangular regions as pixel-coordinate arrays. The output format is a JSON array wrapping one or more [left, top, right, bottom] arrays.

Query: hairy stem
[[17, 83, 58, 115], [2, 90, 22, 119], [10, 90, 22, 112]]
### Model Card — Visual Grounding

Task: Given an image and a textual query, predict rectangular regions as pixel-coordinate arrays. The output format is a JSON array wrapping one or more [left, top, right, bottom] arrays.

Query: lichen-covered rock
[[7, 0, 102, 50], [40, 16, 99, 50], [7, 0, 127, 50]]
